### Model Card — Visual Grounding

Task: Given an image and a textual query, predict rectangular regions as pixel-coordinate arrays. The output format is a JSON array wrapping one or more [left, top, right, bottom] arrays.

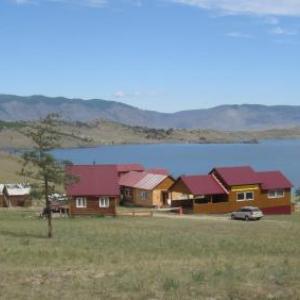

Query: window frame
[[236, 191, 254, 202], [76, 197, 87, 208], [124, 188, 131, 198], [140, 191, 148, 201], [99, 197, 110, 208], [268, 189, 285, 199]]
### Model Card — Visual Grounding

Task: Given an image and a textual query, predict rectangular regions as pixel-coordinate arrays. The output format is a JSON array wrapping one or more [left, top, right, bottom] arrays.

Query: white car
[[231, 206, 264, 221]]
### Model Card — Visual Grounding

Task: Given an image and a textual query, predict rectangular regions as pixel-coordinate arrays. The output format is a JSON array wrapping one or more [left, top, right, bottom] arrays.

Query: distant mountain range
[[1, 94, 300, 131]]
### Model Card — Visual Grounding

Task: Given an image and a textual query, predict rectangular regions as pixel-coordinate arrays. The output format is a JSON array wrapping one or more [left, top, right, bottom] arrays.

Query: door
[[161, 191, 169, 207]]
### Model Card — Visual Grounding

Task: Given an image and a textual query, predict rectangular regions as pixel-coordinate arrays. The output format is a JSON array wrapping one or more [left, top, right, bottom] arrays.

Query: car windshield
[[240, 208, 260, 212], [251, 208, 260, 212]]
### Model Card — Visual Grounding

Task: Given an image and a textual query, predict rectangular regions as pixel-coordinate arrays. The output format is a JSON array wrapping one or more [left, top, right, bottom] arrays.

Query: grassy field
[[0, 209, 300, 300], [2, 120, 300, 151], [0, 151, 24, 183]]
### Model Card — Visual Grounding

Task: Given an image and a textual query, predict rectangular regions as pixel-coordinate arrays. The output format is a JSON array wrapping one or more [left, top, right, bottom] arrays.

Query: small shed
[[2, 184, 31, 207]]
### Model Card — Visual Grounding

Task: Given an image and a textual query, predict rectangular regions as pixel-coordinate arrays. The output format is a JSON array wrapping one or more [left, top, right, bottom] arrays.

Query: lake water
[[52, 140, 300, 188]]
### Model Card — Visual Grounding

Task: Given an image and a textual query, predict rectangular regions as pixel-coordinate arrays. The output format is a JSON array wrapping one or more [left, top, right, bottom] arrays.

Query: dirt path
[[153, 212, 231, 222], [153, 212, 291, 225]]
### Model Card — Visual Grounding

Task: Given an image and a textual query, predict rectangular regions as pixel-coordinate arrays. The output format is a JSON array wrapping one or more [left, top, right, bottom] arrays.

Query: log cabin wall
[[69, 196, 118, 216], [122, 176, 175, 208], [3, 195, 32, 207], [194, 186, 292, 214]]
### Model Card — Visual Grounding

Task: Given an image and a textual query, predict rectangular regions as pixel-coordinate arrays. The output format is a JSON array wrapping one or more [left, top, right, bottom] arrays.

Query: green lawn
[[0, 209, 300, 300]]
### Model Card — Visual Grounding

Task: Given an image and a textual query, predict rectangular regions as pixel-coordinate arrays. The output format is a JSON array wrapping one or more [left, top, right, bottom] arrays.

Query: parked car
[[231, 206, 263, 221]]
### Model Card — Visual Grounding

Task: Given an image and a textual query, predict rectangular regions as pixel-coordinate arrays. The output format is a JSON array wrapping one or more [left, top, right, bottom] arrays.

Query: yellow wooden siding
[[130, 176, 175, 207], [132, 189, 153, 207], [170, 180, 292, 214], [231, 184, 260, 192], [169, 179, 192, 200], [194, 189, 292, 214]]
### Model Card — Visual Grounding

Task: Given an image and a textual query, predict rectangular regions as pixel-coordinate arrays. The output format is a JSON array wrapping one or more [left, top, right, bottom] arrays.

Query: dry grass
[[0, 209, 300, 300], [2, 121, 300, 151], [0, 151, 25, 183]]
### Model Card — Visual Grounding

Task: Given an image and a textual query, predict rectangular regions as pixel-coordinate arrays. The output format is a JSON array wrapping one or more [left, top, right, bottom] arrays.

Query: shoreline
[[4, 136, 300, 153]]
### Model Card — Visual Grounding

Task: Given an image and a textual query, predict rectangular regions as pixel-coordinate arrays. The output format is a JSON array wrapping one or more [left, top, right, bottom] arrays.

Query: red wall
[[261, 205, 292, 215]]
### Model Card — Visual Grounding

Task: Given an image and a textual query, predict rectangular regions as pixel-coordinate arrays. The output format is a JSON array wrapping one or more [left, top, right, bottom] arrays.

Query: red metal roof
[[256, 171, 293, 190], [181, 175, 227, 196], [212, 166, 260, 186], [116, 164, 144, 173], [119, 171, 145, 187], [66, 165, 119, 197]]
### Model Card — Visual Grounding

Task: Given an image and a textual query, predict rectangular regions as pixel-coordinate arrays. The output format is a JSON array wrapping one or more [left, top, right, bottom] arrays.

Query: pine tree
[[21, 114, 74, 238]]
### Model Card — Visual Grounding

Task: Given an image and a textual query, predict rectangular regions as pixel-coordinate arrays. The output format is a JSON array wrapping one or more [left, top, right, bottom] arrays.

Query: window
[[194, 197, 210, 204], [246, 192, 254, 200], [212, 195, 228, 203], [237, 192, 254, 201], [178, 194, 189, 200], [240, 208, 250, 212], [99, 197, 110, 208], [125, 188, 131, 198], [268, 190, 285, 199], [140, 191, 148, 201], [76, 197, 87, 208]]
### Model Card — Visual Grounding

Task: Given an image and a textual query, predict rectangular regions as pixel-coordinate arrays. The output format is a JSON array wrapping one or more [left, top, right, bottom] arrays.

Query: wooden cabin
[[119, 171, 175, 207], [170, 175, 228, 212], [66, 165, 120, 216], [0, 184, 31, 207], [169, 166, 293, 215]]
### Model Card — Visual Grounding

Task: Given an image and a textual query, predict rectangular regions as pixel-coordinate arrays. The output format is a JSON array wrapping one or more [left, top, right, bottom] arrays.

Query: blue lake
[[52, 140, 300, 188]]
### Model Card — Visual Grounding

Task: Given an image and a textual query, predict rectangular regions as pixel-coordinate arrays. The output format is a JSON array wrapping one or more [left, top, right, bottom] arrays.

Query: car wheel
[[245, 215, 249, 221]]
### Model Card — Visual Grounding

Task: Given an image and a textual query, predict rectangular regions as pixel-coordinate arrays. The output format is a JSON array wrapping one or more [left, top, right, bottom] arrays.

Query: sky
[[0, 0, 300, 112]]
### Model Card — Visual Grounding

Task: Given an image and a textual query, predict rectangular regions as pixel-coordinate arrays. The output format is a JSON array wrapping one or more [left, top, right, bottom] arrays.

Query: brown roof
[[66, 165, 119, 197], [181, 175, 227, 196]]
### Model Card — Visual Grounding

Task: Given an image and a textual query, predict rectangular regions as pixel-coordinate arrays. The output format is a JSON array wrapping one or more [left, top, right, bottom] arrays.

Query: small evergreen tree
[[20, 114, 73, 238]]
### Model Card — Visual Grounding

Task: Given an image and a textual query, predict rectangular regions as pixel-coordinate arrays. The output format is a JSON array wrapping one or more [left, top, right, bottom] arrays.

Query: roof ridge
[[211, 173, 229, 194]]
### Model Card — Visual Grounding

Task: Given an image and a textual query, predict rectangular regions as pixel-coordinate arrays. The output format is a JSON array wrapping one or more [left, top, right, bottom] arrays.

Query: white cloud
[[10, 0, 107, 7], [84, 0, 107, 7], [9, 0, 144, 7], [226, 31, 253, 39], [171, 0, 300, 16], [270, 26, 298, 36], [113, 90, 144, 99], [113, 90, 127, 98], [11, 0, 34, 4], [113, 90, 161, 99], [9, 0, 300, 16], [11, 0, 300, 16], [264, 16, 279, 25]]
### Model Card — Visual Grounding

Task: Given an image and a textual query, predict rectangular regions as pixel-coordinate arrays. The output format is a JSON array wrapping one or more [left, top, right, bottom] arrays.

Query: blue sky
[[1, 0, 300, 112]]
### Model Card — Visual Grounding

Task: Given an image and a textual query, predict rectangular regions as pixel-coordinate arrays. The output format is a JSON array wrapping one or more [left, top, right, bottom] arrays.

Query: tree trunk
[[45, 176, 52, 238]]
